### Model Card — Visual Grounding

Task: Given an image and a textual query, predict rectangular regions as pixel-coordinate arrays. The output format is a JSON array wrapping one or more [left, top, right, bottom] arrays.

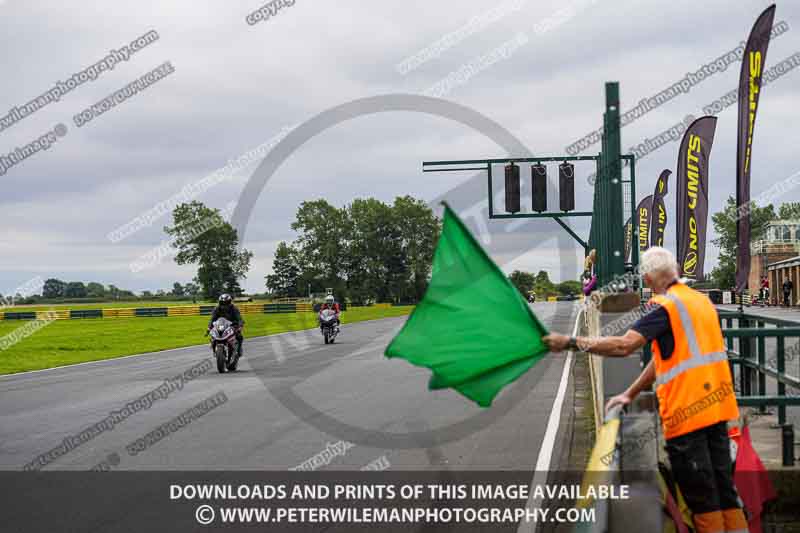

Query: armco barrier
[[167, 306, 200, 317], [2, 311, 37, 320], [134, 307, 168, 317], [4, 310, 71, 320], [102, 308, 136, 318], [0, 301, 362, 321], [37, 310, 70, 320], [70, 309, 103, 319], [265, 303, 296, 313], [238, 303, 264, 314]]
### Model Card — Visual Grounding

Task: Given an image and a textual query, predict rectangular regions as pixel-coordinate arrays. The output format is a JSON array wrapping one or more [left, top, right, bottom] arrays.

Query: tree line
[[266, 196, 440, 303], [4, 199, 255, 305], [14, 195, 601, 306], [508, 270, 582, 299], [2, 279, 204, 305], [33, 196, 438, 304]]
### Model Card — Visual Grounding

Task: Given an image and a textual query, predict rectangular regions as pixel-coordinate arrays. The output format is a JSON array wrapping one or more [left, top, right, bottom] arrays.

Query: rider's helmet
[[219, 293, 233, 307], [325, 295, 334, 305]]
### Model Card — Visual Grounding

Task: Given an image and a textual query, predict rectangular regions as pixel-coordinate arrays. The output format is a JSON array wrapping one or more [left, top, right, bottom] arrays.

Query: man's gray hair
[[640, 246, 679, 277]]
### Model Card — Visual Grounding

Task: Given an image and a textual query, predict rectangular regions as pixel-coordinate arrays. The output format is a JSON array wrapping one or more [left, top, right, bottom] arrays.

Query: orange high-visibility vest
[[649, 283, 739, 440]]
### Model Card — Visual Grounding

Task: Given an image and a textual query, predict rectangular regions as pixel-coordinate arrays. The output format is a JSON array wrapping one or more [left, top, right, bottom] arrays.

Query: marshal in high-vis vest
[[544, 247, 747, 533], [649, 282, 739, 439]]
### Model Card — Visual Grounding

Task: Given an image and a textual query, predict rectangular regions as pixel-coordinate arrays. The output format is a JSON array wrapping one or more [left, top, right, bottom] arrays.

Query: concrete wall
[[584, 303, 604, 434]]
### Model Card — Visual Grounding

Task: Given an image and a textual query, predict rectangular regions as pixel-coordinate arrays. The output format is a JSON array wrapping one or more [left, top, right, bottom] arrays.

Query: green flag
[[385, 203, 549, 407]]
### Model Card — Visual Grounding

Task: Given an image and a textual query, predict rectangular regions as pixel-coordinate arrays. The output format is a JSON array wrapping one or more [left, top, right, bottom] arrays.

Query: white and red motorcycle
[[208, 317, 240, 373], [319, 309, 340, 344]]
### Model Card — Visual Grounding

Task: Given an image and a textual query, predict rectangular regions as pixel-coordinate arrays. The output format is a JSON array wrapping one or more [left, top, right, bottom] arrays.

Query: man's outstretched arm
[[543, 329, 647, 357]]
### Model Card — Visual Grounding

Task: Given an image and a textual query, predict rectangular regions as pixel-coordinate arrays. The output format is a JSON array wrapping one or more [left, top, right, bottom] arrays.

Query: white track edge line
[[517, 307, 580, 533]]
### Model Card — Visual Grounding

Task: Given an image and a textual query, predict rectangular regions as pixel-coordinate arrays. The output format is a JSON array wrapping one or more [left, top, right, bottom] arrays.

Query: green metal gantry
[[423, 82, 637, 287]]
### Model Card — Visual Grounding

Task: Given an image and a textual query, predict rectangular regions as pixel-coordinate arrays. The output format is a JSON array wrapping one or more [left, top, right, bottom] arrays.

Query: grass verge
[[0, 306, 412, 375]]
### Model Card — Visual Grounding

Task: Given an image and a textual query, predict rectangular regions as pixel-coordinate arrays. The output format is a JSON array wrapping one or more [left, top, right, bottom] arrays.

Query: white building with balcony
[[754, 220, 800, 303]]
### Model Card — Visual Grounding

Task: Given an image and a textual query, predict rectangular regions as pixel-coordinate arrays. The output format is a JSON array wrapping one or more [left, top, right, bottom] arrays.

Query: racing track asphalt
[[0, 302, 579, 472]]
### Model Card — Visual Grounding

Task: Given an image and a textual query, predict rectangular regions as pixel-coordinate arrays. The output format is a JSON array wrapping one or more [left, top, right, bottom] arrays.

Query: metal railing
[[751, 239, 800, 254], [718, 309, 800, 465]]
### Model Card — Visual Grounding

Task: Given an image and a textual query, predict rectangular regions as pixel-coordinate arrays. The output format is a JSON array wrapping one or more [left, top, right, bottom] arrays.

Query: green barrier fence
[[265, 303, 296, 313], [718, 308, 800, 466], [70, 309, 103, 319], [134, 307, 169, 317], [2, 311, 37, 320], [0, 301, 372, 321]]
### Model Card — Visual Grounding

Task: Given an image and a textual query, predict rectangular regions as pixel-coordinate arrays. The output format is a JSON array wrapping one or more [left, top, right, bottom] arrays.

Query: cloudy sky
[[0, 0, 798, 295]]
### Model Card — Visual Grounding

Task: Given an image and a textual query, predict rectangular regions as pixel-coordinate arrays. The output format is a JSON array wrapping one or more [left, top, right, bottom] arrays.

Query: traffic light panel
[[559, 162, 575, 212], [531, 164, 547, 212], [504, 163, 520, 213]]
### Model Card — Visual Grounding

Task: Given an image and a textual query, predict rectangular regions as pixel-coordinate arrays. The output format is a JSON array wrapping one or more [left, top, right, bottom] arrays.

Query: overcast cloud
[[0, 0, 798, 295]]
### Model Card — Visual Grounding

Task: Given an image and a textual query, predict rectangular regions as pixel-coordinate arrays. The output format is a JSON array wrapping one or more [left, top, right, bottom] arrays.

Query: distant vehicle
[[208, 317, 240, 373]]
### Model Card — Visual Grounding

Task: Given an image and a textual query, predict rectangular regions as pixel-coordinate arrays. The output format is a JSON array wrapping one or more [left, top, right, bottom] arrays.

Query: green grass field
[[0, 306, 413, 375]]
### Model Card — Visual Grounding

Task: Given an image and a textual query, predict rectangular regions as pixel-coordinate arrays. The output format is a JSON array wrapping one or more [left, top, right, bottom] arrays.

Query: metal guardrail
[[0, 302, 304, 321], [718, 309, 800, 465], [577, 299, 654, 533], [579, 302, 673, 531], [576, 401, 664, 532], [575, 405, 622, 533], [0, 302, 384, 321]]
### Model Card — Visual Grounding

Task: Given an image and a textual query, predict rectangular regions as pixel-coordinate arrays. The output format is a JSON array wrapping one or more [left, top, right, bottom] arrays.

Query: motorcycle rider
[[208, 293, 244, 357], [320, 294, 341, 331]]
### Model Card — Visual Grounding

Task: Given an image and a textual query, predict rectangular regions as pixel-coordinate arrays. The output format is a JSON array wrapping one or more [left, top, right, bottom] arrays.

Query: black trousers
[[665, 421, 740, 514]]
